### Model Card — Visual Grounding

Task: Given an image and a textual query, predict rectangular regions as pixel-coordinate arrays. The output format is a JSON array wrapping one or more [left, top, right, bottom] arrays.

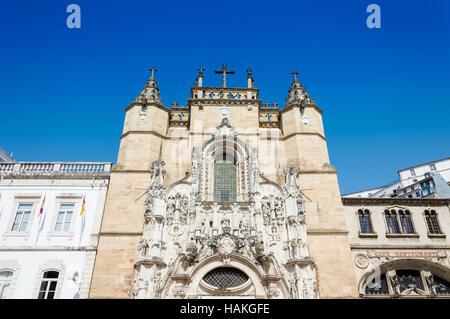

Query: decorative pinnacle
[[149, 66, 158, 78], [290, 70, 299, 81]]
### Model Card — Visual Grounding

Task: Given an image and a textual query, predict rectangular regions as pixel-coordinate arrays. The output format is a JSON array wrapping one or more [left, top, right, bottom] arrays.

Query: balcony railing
[[0, 162, 111, 177]]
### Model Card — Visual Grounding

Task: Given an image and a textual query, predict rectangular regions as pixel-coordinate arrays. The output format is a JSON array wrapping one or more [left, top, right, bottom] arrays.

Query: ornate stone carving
[[354, 253, 370, 269], [216, 235, 236, 258], [387, 270, 400, 295], [166, 193, 189, 226], [132, 117, 317, 299], [261, 195, 284, 225], [137, 239, 150, 260], [151, 160, 166, 185], [135, 67, 162, 105], [424, 271, 436, 295]]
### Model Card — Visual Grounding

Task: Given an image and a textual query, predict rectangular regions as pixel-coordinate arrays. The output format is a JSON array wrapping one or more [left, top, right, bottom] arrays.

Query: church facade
[[88, 65, 450, 299], [89, 65, 357, 299]]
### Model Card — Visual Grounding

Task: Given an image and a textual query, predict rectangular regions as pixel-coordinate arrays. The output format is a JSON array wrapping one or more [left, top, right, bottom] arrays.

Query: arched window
[[214, 154, 237, 202], [364, 269, 450, 297], [365, 273, 389, 295], [202, 267, 249, 289], [358, 209, 374, 234], [398, 210, 414, 234], [0, 271, 13, 299], [424, 210, 441, 234], [396, 270, 424, 292], [38, 271, 59, 299], [385, 210, 400, 234], [434, 276, 450, 295]]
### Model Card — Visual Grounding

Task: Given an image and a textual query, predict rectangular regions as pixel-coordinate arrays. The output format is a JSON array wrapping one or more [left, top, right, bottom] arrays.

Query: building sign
[[371, 251, 442, 258]]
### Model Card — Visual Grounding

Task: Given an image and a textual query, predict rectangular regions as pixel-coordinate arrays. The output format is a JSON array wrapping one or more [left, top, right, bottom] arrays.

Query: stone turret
[[118, 67, 169, 171], [135, 67, 162, 104], [285, 71, 314, 105]]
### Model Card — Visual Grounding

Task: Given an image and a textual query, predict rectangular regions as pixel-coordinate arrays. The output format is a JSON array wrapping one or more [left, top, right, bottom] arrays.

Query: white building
[[342, 157, 450, 199], [398, 157, 450, 188], [0, 148, 14, 163], [0, 162, 110, 299]]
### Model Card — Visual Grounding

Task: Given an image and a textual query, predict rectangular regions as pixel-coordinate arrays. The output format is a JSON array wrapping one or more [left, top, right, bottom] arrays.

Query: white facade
[[342, 157, 450, 199], [342, 197, 450, 298], [398, 158, 450, 188], [343, 187, 386, 199], [0, 162, 110, 299]]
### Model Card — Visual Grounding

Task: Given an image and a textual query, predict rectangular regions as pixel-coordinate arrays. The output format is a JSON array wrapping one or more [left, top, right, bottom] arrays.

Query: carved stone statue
[[387, 270, 400, 295], [283, 163, 299, 197], [201, 216, 211, 236], [261, 197, 271, 224], [274, 196, 284, 219], [167, 196, 175, 216], [186, 241, 198, 261], [180, 195, 189, 219], [424, 272, 436, 294], [221, 217, 231, 233], [297, 194, 305, 216], [151, 160, 166, 185]]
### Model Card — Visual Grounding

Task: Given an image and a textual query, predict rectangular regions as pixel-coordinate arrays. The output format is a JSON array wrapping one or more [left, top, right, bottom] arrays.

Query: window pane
[[385, 212, 400, 234], [358, 210, 373, 234], [0, 271, 13, 279], [63, 212, 73, 232], [18, 204, 33, 211], [19, 212, 31, 232], [0, 283, 9, 299], [44, 271, 59, 279], [396, 270, 424, 292], [54, 212, 64, 232], [39, 281, 48, 291], [60, 204, 75, 210], [365, 273, 389, 295], [426, 212, 441, 234], [11, 211, 23, 231], [49, 281, 57, 292], [434, 276, 450, 295], [0, 271, 13, 299], [46, 291, 55, 299], [37, 291, 46, 299], [214, 160, 237, 202], [399, 212, 414, 234]]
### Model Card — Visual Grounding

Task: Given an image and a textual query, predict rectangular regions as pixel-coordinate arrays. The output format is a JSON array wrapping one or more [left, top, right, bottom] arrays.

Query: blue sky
[[0, 0, 449, 194]]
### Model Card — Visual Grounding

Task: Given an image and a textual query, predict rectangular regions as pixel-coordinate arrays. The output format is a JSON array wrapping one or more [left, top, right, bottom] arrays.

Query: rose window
[[203, 267, 249, 289]]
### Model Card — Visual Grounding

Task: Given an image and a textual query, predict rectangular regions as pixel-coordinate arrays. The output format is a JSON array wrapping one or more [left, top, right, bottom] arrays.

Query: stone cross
[[291, 70, 299, 81], [215, 63, 235, 88], [198, 67, 205, 74], [172, 102, 179, 108], [272, 102, 278, 108], [150, 67, 158, 78], [264, 102, 270, 108]]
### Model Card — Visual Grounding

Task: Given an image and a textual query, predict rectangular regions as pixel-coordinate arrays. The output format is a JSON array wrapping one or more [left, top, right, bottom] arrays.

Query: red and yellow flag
[[38, 195, 46, 217], [80, 195, 86, 216]]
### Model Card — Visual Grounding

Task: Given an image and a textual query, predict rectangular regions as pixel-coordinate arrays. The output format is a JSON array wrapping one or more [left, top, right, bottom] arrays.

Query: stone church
[[88, 65, 450, 299]]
